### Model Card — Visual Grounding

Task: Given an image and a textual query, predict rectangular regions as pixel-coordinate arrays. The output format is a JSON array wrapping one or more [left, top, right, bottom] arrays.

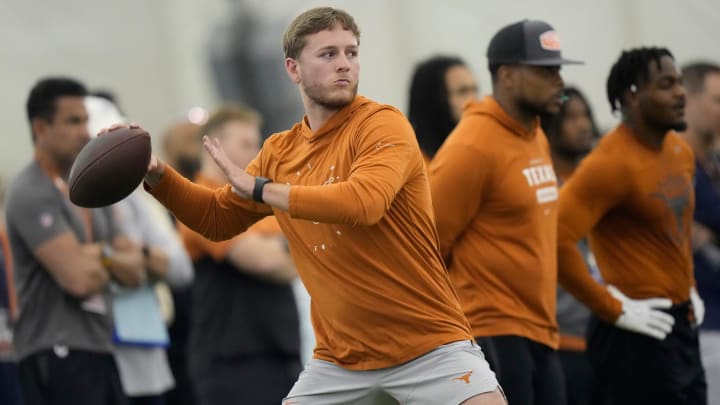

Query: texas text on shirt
[[557, 123, 695, 321], [430, 95, 560, 349], [149, 95, 473, 370]]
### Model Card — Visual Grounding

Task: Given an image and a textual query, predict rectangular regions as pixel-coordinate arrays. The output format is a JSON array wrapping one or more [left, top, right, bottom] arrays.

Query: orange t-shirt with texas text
[[557, 123, 695, 322], [430, 96, 560, 349], [149, 96, 472, 370]]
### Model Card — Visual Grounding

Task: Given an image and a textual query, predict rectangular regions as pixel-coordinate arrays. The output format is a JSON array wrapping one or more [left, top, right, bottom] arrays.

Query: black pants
[[558, 349, 595, 405], [193, 355, 301, 405], [18, 348, 127, 405], [587, 302, 707, 405], [476, 335, 567, 405], [129, 395, 165, 405], [0, 360, 25, 405], [165, 286, 195, 405]]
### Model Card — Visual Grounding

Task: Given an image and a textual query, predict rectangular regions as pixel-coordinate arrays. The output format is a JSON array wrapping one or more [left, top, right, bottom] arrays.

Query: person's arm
[[98, 122, 265, 243], [148, 163, 269, 241], [203, 109, 421, 226], [428, 116, 491, 258], [34, 233, 110, 298], [557, 154, 627, 321], [7, 188, 111, 299], [143, 245, 168, 280], [182, 220, 296, 283], [102, 235, 145, 287], [226, 233, 296, 283]]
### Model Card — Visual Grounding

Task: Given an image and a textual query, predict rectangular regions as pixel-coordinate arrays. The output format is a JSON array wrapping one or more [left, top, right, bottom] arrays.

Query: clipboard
[[112, 284, 169, 347]]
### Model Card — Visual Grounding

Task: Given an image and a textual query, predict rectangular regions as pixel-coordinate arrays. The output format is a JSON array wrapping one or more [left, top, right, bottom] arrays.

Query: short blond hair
[[200, 105, 262, 139], [282, 7, 360, 59]]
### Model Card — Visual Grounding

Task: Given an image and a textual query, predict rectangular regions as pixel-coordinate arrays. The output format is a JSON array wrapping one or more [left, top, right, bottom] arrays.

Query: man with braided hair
[[557, 47, 707, 404]]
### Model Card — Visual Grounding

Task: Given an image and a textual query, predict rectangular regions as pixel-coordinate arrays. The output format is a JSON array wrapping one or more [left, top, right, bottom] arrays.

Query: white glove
[[608, 285, 675, 340], [690, 286, 705, 327]]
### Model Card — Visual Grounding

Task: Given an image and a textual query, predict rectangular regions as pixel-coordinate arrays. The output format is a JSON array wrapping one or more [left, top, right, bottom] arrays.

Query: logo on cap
[[539, 30, 561, 51]]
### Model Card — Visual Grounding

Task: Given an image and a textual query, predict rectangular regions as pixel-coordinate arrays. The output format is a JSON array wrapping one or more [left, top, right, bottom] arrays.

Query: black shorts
[[476, 335, 566, 405], [586, 301, 707, 405], [18, 348, 127, 405]]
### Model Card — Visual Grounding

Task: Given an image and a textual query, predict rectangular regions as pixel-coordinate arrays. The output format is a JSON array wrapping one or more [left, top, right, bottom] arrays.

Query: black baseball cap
[[487, 19, 583, 66]]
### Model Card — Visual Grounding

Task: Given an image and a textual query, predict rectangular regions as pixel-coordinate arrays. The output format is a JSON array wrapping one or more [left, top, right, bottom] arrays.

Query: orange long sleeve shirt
[[558, 123, 695, 322], [149, 96, 472, 370], [177, 174, 282, 262], [430, 96, 560, 349]]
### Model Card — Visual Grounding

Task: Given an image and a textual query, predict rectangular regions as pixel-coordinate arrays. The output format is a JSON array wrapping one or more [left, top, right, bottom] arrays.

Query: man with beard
[[104, 7, 506, 405], [5, 77, 145, 404], [430, 19, 581, 405], [540, 87, 600, 405], [557, 48, 707, 404]]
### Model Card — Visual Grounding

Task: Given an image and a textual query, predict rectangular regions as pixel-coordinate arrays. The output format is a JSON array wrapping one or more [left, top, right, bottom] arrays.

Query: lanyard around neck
[[36, 157, 95, 243]]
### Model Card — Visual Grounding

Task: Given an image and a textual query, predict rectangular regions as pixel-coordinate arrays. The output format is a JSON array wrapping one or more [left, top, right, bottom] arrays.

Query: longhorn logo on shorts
[[452, 370, 473, 384]]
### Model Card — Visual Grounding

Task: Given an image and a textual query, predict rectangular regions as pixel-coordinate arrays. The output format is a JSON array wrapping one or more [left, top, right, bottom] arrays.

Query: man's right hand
[[608, 284, 675, 340], [97, 123, 166, 187], [203, 135, 255, 199], [144, 154, 166, 188]]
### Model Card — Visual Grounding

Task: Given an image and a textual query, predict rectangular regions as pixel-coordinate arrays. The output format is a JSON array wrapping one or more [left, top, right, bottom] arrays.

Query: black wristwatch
[[253, 176, 273, 203]]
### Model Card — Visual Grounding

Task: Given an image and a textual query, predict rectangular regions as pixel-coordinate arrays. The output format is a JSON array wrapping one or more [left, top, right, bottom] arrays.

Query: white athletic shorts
[[282, 340, 502, 405]]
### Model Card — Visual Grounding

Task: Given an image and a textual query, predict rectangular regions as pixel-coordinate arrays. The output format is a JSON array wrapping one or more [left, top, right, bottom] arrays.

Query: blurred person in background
[[681, 61, 720, 405], [162, 122, 203, 180], [0, 175, 25, 405], [7, 77, 145, 405], [86, 95, 195, 405], [159, 120, 202, 405], [540, 86, 600, 405], [557, 47, 706, 405], [178, 105, 300, 405], [407, 55, 479, 162], [431, 19, 582, 405]]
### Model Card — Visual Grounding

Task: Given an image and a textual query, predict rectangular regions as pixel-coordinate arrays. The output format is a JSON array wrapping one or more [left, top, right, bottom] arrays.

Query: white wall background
[[1, 0, 718, 180]]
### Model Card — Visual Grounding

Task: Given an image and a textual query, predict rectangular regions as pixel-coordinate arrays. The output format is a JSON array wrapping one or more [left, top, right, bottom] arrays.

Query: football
[[68, 127, 152, 208]]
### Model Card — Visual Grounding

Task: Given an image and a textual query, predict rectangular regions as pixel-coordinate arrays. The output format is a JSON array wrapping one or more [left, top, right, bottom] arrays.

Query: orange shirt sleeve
[[288, 109, 421, 226], [149, 165, 271, 241], [557, 153, 627, 322], [177, 221, 233, 262], [179, 216, 282, 262], [429, 116, 493, 258], [248, 216, 282, 235]]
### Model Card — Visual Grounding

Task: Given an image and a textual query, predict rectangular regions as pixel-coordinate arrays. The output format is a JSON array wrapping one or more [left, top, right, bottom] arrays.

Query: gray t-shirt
[[5, 161, 117, 360]]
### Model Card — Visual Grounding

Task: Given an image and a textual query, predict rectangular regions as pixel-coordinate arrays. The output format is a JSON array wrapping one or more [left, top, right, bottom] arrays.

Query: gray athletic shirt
[[5, 161, 117, 360]]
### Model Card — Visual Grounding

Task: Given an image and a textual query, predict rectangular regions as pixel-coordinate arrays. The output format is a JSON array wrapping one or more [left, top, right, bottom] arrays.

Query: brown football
[[68, 127, 151, 208]]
